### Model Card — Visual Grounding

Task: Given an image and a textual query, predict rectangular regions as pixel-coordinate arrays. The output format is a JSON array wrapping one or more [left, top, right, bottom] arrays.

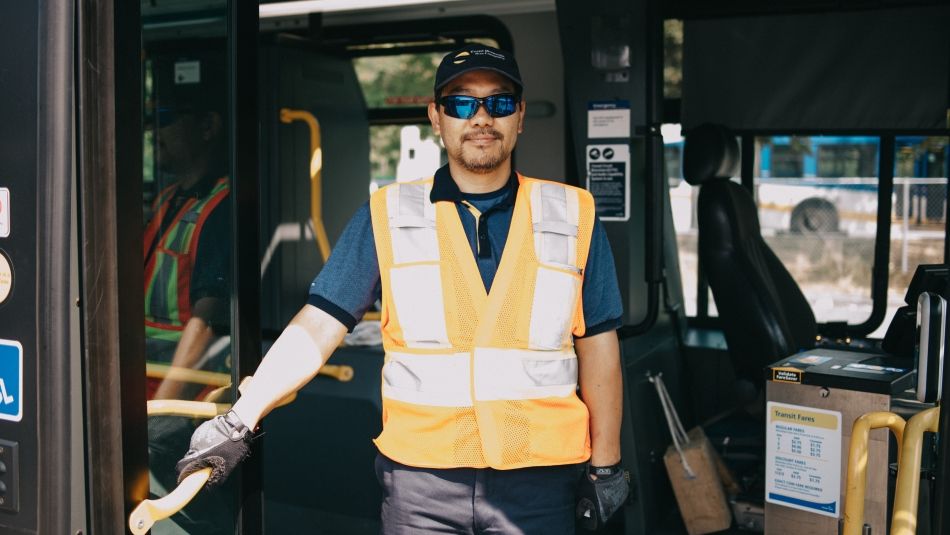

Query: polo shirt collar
[[429, 164, 519, 204]]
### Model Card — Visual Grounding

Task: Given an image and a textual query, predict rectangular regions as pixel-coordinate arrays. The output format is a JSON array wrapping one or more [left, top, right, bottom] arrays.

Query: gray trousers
[[375, 453, 584, 535]]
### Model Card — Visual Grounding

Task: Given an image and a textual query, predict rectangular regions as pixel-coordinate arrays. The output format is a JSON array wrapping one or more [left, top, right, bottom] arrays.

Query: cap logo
[[453, 51, 470, 64]]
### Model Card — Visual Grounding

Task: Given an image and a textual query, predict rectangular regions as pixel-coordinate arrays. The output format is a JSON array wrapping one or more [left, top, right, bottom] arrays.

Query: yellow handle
[[279, 108, 380, 324], [320, 364, 355, 382], [842, 411, 906, 535], [891, 406, 940, 535], [146, 400, 229, 419], [128, 468, 212, 535], [280, 108, 330, 263], [146, 363, 231, 387]]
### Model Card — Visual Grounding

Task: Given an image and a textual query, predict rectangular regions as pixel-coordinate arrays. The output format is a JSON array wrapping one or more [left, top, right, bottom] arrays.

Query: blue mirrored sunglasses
[[153, 106, 194, 128], [438, 94, 520, 119]]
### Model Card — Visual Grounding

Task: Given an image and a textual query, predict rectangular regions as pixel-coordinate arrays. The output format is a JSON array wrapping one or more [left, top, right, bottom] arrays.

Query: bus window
[[141, 7, 239, 531], [755, 135, 880, 327], [764, 137, 808, 178], [664, 19, 683, 99], [886, 136, 949, 336]]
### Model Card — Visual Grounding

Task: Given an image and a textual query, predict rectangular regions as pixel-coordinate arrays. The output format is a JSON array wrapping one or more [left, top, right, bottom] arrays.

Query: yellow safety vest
[[369, 174, 596, 469]]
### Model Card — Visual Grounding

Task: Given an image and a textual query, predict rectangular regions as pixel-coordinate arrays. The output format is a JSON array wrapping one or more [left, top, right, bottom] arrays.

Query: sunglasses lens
[[440, 94, 518, 119], [442, 96, 478, 119], [487, 95, 517, 117]]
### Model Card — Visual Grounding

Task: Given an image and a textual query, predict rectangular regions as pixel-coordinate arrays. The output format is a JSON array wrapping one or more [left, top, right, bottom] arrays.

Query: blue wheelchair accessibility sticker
[[0, 339, 22, 422]]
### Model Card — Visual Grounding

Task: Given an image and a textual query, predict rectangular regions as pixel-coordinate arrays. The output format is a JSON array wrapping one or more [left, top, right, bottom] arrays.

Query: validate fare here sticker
[[766, 402, 841, 518]]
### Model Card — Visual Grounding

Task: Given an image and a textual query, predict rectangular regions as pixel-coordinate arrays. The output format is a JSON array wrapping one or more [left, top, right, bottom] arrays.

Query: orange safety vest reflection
[[370, 174, 595, 469], [143, 177, 230, 341]]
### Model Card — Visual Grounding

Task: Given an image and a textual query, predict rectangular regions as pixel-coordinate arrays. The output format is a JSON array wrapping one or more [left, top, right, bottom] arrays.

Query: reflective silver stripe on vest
[[386, 183, 450, 348], [528, 183, 583, 349], [388, 183, 438, 264], [473, 347, 578, 401], [382, 351, 472, 407], [530, 183, 579, 270]]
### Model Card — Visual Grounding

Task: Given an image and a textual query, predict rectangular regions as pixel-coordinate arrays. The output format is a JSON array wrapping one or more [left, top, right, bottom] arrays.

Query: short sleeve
[[307, 202, 382, 332], [191, 196, 233, 305], [577, 217, 624, 337]]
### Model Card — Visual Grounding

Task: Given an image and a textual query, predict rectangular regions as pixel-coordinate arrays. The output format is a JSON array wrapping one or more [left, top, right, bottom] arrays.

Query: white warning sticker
[[0, 188, 9, 238]]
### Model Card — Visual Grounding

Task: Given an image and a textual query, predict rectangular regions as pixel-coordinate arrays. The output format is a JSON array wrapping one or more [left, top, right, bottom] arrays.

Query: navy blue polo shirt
[[308, 165, 623, 337]]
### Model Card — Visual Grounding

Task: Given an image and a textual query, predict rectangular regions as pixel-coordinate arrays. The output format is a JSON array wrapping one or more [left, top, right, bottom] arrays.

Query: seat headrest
[[683, 123, 740, 186]]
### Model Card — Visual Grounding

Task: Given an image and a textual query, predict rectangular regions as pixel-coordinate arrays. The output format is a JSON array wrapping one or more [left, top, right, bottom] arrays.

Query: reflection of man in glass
[[144, 57, 232, 401], [144, 56, 234, 534]]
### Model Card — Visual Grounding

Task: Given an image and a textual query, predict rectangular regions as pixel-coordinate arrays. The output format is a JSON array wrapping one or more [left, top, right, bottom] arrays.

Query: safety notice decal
[[0, 188, 9, 238], [766, 402, 841, 518], [586, 144, 630, 221], [0, 339, 22, 422]]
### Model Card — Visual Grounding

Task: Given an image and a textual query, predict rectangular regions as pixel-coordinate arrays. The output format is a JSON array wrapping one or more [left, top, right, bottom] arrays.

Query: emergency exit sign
[[0, 188, 9, 238]]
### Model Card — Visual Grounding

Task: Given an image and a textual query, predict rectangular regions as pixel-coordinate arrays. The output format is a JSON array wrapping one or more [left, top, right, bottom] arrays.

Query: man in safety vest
[[144, 56, 232, 402], [177, 44, 628, 533]]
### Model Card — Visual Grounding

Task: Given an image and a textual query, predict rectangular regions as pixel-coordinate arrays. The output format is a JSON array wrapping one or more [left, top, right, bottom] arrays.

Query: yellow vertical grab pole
[[279, 108, 331, 263], [891, 406, 940, 535], [842, 411, 905, 535], [278, 108, 381, 323]]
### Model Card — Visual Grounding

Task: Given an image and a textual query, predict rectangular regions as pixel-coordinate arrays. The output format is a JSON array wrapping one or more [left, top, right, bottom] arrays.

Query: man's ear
[[427, 101, 441, 135], [202, 112, 222, 142], [517, 99, 526, 134]]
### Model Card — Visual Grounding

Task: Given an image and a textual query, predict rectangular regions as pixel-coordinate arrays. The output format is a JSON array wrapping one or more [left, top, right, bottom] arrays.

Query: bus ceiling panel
[[681, 6, 950, 132], [664, 0, 948, 19], [266, 15, 514, 57], [259, 0, 554, 26]]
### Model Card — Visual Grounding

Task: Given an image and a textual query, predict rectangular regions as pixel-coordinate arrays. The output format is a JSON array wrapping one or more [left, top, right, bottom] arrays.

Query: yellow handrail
[[146, 363, 231, 387], [891, 406, 940, 535], [842, 411, 906, 535], [146, 400, 229, 419], [279, 108, 380, 323], [320, 363, 355, 382], [148, 362, 352, 387], [133, 375, 304, 532], [129, 468, 212, 535], [280, 108, 330, 263]]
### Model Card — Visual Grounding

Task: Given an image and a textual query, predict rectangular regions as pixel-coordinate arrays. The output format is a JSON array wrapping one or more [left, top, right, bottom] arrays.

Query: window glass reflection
[[142, 40, 237, 533]]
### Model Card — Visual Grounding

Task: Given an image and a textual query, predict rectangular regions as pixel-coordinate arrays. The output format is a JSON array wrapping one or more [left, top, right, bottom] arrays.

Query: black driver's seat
[[683, 123, 817, 390]]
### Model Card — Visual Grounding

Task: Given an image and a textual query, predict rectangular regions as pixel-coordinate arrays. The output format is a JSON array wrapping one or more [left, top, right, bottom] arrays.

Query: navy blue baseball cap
[[434, 44, 523, 95]]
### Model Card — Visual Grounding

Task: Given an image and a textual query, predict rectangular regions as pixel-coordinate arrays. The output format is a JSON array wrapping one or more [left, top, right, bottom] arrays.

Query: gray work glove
[[576, 463, 630, 531], [175, 410, 252, 486]]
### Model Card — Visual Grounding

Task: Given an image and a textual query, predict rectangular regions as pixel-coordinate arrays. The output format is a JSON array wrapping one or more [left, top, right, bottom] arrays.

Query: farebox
[[763, 348, 915, 535]]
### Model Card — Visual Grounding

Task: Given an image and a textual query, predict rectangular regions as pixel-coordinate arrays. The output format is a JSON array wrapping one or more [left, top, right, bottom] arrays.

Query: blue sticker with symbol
[[0, 339, 22, 422]]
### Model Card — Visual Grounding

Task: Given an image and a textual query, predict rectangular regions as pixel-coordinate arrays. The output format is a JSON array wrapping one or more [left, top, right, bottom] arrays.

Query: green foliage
[[353, 53, 443, 181], [354, 53, 441, 108]]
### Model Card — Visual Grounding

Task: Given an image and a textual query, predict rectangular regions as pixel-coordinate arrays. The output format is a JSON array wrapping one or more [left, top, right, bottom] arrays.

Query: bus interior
[[0, 0, 948, 533]]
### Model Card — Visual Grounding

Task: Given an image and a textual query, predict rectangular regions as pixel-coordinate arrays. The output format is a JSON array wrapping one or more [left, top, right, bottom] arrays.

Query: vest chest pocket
[[388, 263, 451, 349], [389, 215, 439, 264]]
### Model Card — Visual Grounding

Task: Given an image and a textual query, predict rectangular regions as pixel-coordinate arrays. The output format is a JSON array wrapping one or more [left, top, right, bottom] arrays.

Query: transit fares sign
[[766, 402, 841, 517]]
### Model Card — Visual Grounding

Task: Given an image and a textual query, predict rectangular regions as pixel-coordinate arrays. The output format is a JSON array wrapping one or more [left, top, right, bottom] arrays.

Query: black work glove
[[576, 463, 630, 531], [175, 410, 252, 486]]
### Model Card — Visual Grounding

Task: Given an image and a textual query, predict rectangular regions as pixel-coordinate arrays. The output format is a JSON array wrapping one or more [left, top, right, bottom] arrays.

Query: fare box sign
[[766, 402, 841, 518]]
